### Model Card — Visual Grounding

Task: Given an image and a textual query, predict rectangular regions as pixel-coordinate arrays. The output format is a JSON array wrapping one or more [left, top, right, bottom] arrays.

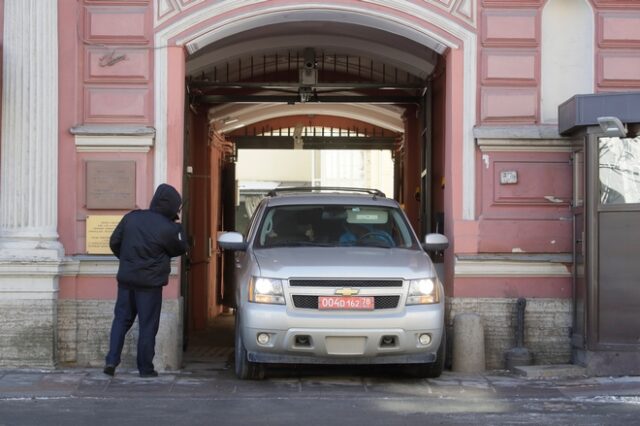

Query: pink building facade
[[1, 0, 639, 370]]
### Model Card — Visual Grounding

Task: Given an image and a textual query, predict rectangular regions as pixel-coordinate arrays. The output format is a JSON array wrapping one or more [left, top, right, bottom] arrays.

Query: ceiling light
[[222, 117, 238, 125]]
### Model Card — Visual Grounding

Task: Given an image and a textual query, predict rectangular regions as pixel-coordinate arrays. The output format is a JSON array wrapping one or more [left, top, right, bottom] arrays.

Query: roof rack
[[267, 186, 386, 198]]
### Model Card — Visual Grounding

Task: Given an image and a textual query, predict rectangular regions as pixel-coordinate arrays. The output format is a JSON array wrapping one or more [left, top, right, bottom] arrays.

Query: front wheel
[[405, 330, 446, 378], [234, 316, 265, 380]]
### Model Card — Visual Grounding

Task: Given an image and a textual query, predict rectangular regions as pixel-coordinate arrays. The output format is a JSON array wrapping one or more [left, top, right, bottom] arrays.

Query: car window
[[255, 204, 418, 249], [245, 199, 266, 239]]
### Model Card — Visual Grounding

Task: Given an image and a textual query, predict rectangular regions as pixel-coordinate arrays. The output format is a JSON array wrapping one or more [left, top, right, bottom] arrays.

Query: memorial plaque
[[86, 215, 123, 254], [86, 161, 136, 209]]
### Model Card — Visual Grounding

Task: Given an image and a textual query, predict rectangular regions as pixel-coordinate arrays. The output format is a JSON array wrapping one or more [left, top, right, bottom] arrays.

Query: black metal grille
[[289, 280, 402, 287], [292, 295, 400, 310]]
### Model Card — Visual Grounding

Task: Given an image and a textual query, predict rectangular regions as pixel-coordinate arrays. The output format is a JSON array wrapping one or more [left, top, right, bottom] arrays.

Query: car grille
[[289, 279, 403, 287], [292, 295, 400, 310]]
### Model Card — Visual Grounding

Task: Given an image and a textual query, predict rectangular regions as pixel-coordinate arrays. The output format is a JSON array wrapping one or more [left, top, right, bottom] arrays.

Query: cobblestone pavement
[[0, 364, 639, 426]]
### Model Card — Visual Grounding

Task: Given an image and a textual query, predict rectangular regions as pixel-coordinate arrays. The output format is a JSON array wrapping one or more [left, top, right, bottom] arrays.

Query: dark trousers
[[105, 286, 163, 374]]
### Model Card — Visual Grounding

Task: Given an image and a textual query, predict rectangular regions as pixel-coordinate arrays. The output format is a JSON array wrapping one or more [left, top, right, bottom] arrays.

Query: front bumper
[[240, 303, 444, 364]]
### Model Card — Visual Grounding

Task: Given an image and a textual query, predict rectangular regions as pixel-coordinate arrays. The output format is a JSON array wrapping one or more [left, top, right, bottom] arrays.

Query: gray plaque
[[86, 161, 136, 209]]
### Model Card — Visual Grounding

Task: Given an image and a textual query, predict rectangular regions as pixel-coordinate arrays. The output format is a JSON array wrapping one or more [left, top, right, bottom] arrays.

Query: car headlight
[[249, 277, 285, 305], [406, 278, 439, 305]]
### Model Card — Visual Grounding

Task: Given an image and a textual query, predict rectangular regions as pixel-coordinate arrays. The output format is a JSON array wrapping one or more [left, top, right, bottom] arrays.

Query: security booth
[[559, 92, 640, 376]]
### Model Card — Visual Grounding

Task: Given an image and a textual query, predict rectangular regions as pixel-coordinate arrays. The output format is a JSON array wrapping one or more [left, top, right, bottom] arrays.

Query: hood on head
[[150, 183, 182, 219]]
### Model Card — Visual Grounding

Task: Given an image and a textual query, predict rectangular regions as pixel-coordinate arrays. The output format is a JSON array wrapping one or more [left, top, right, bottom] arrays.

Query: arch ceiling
[[187, 21, 438, 134], [186, 22, 438, 80], [155, 1, 477, 217]]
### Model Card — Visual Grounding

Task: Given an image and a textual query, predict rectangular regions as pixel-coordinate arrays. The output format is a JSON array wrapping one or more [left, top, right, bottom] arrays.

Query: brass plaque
[[86, 161, 136, 209], [86, 215, 123, 254]]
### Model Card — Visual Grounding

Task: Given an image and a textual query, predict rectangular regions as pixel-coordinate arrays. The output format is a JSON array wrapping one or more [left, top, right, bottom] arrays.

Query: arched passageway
[[152, 1, 474, 343]]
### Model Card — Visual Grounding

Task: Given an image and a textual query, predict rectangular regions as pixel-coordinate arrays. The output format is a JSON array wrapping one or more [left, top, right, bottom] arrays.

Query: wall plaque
[[86, 161, 136, 209], [86, 215, 123, 254]]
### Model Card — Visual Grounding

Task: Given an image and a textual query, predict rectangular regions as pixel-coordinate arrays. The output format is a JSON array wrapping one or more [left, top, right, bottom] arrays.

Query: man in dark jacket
[[104, 183, 188, 377]]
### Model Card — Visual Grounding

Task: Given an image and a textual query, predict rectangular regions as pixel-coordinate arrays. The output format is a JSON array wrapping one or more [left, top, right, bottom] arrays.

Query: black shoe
[[139, 370, 158, 378], [103, 365, 116, 376]]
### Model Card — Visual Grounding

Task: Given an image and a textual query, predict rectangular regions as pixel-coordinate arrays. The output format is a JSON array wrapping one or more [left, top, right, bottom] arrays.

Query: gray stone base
[[574, 349, 640, 376], [57, 298, 183, 371], [0, 299, 58, 368], [446, 297, 572, 370]]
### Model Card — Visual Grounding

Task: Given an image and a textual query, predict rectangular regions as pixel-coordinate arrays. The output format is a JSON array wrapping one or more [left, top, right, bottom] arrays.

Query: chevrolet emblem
[[335, 288, 360, 296]]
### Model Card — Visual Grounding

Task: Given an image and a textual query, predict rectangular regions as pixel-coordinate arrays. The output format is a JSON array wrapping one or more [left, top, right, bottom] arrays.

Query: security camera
[[300, 48, 318, 86], [303, 48, 316, 70]]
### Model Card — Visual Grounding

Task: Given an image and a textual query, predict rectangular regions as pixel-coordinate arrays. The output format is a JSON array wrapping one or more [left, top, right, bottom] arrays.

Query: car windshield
[[255, 204, 418, 249]]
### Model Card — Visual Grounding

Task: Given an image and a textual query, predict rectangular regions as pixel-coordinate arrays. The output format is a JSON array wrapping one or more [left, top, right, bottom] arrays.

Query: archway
[[152, 1, 475, 339]]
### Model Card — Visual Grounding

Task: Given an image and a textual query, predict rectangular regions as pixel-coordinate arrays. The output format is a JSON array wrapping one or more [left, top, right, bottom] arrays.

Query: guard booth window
[[599, 136, 640, 205]]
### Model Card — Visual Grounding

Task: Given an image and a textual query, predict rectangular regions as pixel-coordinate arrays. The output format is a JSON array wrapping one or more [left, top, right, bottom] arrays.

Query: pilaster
[[0, 0, 61, 367], [0, 0, 62, 259]]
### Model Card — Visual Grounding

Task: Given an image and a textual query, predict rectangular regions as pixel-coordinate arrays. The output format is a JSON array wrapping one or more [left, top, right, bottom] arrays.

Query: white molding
[[60, 256, 118, 276], [477, 139, 577, 153], [0, 290, 58, 300], [540, 0, 595, 124], [474, 125, 563, 140], [184, 8, 450, 54], [154, 45, 169, 188], [0, 260, 60, 300], [0, 260, 62, 276], [60, 256, 180, 277], [155, 0, 206, 27], [155, 0, 477, 218], [462, 36, 477, 220], [455, 258, 571, 277], [75, 135, 153, 153]]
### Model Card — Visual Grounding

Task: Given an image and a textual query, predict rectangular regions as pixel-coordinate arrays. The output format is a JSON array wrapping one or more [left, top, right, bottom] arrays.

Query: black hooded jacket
[[110, 184, 188, 289]]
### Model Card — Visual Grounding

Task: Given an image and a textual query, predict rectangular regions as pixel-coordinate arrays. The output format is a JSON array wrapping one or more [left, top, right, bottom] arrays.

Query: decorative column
[[0, 0, 61, 367], [0, 0, 61, 258]]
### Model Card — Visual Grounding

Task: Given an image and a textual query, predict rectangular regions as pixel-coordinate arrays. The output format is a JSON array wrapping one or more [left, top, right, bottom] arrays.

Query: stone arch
[[209, 104, 405, 134], [153, 0, 478, 219]]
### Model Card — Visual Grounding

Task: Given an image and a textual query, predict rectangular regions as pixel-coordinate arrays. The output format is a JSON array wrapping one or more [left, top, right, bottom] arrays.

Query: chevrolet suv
[[217, 188, 448, 379]]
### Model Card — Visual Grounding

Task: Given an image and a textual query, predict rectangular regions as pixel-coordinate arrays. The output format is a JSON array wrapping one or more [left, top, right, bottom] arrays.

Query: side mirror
[[217, 232, 248, 251], [422, 233, 449, 252]]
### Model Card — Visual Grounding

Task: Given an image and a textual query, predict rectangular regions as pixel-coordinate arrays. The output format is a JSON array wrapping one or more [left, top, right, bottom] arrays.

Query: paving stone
[[513, 364, 587, 379]]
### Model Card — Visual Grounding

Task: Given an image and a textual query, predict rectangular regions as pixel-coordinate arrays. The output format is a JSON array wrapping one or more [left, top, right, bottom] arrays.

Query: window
[[256, 204, 417, 248], [599, 136, 640, 205]]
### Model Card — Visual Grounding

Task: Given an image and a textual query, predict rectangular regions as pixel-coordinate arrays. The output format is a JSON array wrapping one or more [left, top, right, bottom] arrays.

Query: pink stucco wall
[[478, 0, 640, 124], [55, 0, 640, 304], [58, 0, 166, 300], [80, 3, 154, 124], [477, 151, 573, 254], [58, 1, 79, 255]]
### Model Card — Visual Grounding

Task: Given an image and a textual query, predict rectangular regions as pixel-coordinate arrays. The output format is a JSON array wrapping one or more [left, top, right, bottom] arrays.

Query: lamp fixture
[[597, 116, 627, 138], [222, 117, 238, 125]]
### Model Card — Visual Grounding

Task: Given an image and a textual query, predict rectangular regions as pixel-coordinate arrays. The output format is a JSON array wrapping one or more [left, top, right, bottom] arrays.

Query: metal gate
[[560, 92, 640, 375]]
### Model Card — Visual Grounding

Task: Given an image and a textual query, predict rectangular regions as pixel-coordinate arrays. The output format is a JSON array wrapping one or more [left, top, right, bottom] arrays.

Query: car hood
[[253, 247, 435, 280]]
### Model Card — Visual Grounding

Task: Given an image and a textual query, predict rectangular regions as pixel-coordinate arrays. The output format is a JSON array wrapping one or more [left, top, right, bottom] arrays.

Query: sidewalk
[[1, 365, 639, 401]]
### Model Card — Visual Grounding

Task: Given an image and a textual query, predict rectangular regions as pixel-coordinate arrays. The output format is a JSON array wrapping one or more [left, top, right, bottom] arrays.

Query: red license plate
[[318, 296, 374, 310]]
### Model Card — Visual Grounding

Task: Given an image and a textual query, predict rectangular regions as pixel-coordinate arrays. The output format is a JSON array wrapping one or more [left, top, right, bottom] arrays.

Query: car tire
[[234, 316, 265, 380], [406, 329, 446, 379]]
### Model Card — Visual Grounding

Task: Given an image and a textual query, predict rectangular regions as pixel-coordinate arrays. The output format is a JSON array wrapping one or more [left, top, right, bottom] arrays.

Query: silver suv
[[218, 188, 448, 379]]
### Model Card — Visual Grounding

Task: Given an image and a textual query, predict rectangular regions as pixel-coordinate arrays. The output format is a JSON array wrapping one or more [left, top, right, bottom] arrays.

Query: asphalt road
[[1, 364, 639, 426]]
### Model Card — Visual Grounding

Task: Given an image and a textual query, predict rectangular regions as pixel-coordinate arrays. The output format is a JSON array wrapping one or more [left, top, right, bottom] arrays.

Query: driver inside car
[[339, 222, 394, 247]]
